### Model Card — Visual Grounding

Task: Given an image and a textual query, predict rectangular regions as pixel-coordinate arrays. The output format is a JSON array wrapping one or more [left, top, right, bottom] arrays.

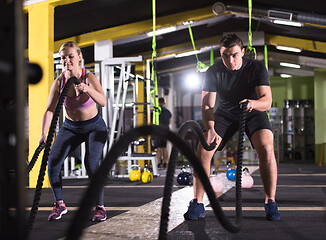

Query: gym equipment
[[176, 167, 192, 185], [27, 77, 80, 236], [27, 142, 45, 173], [141, 166, 153, 183], [242, 168, 254, 188], [210, 176, 223, 193], [226, 164, 237, 181], [129, 165, 141, 182], [66, 102, 247, 239]]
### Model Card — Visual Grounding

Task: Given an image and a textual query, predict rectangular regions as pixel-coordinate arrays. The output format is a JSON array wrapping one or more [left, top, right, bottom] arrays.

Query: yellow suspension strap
[[245, 0, 257, 59], [187, 23, 209, 71], [149, 0, 160, 125]]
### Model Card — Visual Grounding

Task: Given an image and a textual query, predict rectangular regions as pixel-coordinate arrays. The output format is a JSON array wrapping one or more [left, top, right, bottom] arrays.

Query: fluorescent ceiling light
[[147, 26, 177, 37], [276, 45, 302, 53], [280, 62, 301, 69], [175, 50, 200, 58], [273, 20, 303, 27], [53, 52, 60, 58], [280, 74, 292, 78]]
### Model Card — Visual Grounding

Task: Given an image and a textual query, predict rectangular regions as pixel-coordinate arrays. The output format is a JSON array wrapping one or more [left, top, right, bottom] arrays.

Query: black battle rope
[[66, 102, 247, 240], [159, 101, 247, 239], [27, 77, 80, 235], [27, 142, 45, 173]]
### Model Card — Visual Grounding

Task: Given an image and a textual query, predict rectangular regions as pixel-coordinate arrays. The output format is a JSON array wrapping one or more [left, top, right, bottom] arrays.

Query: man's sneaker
[[264, 199, 281, 221], [48, 201, 68, 221], [92, 205, 107, 222], [184, 199, 205, 220]]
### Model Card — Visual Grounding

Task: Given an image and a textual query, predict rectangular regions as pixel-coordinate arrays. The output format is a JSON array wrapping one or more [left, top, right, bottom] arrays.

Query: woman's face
[[60, 47, 82, 71], [220, 45, 244, 71]]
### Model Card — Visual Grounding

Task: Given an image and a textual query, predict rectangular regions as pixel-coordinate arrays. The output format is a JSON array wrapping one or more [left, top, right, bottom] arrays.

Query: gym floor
[[27, 163, 326, 240]]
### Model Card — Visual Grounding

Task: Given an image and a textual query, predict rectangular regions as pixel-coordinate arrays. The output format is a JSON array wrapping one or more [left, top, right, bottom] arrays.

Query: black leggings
[[48, 114, 107, 206]]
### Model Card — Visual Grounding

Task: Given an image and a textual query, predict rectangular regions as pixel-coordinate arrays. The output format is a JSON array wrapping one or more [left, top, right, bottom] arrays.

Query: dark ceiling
[[51, 0, 326, 78]]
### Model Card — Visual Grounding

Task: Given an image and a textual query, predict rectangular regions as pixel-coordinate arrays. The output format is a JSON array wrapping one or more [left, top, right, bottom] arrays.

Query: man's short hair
[[158, 97, 165, 104], [219, 34, 244, 49]]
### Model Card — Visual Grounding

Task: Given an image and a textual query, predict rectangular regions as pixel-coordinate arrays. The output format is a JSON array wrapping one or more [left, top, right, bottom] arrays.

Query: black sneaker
[[264, 199, 281, 221], [92, 205, 107, 222], [184, 199, 205, 220]]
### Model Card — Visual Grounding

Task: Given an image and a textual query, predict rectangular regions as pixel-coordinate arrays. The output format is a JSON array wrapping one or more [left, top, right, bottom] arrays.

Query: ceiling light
[[183, 21, 194, 25], [280, 62, 301, 69], [53, 52, 60, 58], [276, 45, 302, 53], [273, 20, 303, 27], [280, 74, 292, 78], [175, 50, 200, 58], [147, 26, 177, 37]]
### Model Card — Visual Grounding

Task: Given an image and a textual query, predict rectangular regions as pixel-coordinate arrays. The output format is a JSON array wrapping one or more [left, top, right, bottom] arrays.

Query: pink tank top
[[59, 68, 96, 111]]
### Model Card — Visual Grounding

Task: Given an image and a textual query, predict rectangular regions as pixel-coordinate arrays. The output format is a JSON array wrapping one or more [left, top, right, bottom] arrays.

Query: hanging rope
[[245, 0, 257, 59], [149, 0, 160, 125], [187, 23, 209, 71]]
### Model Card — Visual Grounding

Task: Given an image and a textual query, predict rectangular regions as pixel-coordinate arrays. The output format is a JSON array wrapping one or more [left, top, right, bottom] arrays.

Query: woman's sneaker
[[184, 199, 205, 220], [48, 201, 68, 221], [264, 199, 281, 221], [92, 205, 107, 222]]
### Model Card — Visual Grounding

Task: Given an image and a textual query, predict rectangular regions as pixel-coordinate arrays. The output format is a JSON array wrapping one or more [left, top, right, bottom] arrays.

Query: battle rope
[[159, 102, 247, 239], [27, 142, 45, 173], [27, 76, 80, 235], [66, 103, 247, 240]]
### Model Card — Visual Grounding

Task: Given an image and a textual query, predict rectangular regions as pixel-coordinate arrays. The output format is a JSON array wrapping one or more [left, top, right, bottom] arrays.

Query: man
[[157, 97, 172, 168], [184, 34, 280, 221]]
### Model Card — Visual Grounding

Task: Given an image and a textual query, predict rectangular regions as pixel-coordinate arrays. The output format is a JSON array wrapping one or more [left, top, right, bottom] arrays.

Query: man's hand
[[207, 128, 221, 145], [239, 99, 255, 112]]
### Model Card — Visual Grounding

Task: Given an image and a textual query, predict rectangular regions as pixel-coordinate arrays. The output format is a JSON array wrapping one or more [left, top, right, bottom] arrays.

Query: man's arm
[[239, 85, 272, 112], [202, 91, 220, 144]]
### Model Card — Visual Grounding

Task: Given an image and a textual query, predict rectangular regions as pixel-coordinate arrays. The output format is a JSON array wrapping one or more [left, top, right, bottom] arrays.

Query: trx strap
[[149, 0, 160, 125], [210, 48, 214, 66], [187, 23, 209, 71], [264, 44, 269, 70], [246, 0, 257, 59]]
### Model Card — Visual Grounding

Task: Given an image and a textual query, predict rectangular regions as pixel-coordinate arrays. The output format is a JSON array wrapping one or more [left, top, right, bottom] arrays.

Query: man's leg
[[251, 129, 280, 220], [193, 139, 219, 203], [184, 133, 220, 220], [250, 129, 277, 203]]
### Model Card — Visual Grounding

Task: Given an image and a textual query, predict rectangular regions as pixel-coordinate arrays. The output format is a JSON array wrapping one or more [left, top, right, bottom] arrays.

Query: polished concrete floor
[[26, 163, 326, 240]]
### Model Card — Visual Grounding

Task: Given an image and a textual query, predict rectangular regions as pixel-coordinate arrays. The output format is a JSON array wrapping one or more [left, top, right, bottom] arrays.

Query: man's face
[[220, 45, 245, 71]]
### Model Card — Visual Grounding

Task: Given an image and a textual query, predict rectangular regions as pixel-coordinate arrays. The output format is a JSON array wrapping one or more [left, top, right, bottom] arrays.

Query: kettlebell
[[129, 164, 141, 182], [177, 166, 192, 185], [242, 167, 254, 188], [141, 166, 153, 183], [226, 163, 237, 181]]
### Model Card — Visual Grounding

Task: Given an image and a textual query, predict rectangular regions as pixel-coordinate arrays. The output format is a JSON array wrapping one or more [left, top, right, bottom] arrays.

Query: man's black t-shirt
[[202, 57, 269, 118]]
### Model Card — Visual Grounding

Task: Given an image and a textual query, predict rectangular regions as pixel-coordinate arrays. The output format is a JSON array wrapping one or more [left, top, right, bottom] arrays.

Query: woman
[[40, 41, 108, 222]]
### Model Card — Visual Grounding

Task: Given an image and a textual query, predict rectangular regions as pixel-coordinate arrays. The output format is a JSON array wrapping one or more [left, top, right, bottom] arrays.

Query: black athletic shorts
[[214, 109, 272, 151]]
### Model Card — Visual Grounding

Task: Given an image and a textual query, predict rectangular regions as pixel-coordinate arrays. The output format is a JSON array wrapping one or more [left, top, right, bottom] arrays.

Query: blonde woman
[[40, 41, 107, 222]]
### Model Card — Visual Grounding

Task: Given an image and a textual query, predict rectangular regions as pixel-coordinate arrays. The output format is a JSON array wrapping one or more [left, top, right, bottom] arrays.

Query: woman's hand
[[74, 82, 89, 95]]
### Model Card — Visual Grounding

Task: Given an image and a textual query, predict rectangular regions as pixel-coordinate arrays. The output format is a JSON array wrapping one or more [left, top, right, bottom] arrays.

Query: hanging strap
[[149, 0, 160, 125], [187, 24, 209, 71], [245, 0, 257, 59]]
